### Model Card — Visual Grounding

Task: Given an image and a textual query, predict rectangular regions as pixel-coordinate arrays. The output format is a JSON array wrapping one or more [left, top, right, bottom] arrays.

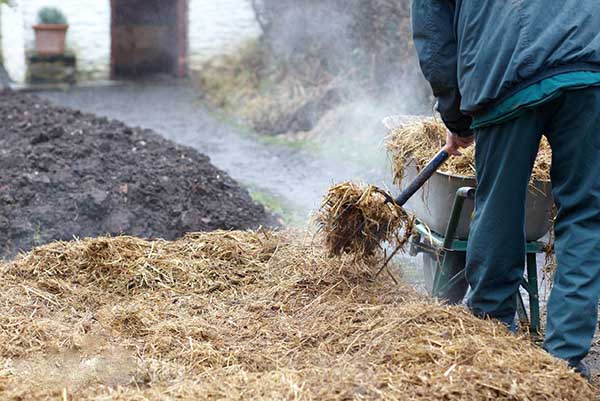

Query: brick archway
[[110, 0, 188, 78]]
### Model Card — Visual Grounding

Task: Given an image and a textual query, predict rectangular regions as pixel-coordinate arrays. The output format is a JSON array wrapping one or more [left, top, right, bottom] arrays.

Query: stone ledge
[[27, 51, 77, 64], [27, 51, 77, 84]]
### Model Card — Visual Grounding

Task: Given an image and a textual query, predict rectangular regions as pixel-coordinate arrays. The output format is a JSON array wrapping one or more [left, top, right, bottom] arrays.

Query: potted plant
[[33, 7, 69, 55]]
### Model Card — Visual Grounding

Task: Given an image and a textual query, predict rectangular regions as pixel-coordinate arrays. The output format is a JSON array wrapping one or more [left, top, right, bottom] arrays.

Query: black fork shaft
[[384, 149, 450, 207]]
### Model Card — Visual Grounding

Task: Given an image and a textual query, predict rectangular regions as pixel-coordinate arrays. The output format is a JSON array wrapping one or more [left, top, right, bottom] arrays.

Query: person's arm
[[411, 0, 473, 138]]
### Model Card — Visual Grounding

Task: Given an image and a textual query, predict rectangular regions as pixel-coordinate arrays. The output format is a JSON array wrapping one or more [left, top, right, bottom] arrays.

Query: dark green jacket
[[411, 0, 600, 136]]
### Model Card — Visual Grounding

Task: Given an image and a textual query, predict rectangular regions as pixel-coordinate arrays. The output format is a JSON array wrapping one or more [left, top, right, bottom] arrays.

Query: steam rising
[[256, 0, 434, 215]]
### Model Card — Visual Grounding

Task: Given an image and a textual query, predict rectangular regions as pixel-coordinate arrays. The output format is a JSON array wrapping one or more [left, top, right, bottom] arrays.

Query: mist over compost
[[197, 0, 432, 136], [0, 92, 272, 258], [194, 0, 434, 223], [253, 0, 429, 101], [0, 230, 592, 400]]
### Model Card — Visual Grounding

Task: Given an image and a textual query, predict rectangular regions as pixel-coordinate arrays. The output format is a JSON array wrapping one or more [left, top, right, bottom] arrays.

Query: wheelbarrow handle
[[385, 149, 450, 207]]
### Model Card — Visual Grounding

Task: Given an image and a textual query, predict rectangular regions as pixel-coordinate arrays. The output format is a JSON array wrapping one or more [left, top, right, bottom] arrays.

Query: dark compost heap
[[0, 92, 271, 258]]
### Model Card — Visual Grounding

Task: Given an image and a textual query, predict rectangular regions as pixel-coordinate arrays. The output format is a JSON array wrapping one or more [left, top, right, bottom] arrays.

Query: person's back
[[412, 0, 600, 134], [456, 0, 600, 113], [411, 0, 600, 380]]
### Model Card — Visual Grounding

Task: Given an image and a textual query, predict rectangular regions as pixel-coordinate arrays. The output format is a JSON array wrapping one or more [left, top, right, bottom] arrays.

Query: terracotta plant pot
[[33, 24, 69, 55]]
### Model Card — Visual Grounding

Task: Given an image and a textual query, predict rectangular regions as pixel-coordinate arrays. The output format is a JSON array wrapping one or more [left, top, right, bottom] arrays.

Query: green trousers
[[466, 87, 600, 365]]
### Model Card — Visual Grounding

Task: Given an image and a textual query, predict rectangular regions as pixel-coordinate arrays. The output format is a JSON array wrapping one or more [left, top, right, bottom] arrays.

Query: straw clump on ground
[[316, 181, 413, 261], [0, 230, 592, 400], [386, 118, 552, 186]]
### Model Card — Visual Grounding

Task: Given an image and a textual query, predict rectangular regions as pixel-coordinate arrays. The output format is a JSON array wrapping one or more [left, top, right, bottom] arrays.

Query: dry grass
[[0, 230, 592, 400], [316, 182, 413, 262], [194, 40, 336, 135], [386, 118, 552, 186]]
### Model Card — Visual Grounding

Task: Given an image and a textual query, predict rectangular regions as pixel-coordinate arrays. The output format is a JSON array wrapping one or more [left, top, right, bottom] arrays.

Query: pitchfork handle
[[394, 149, 450, 206]]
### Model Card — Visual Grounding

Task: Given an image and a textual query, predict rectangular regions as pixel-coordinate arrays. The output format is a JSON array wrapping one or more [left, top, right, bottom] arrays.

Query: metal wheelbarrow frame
[[409, 186, 545, 336]]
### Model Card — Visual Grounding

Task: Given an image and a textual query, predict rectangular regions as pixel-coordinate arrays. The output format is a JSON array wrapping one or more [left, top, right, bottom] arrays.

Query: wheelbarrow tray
[[401, 163, 554, 241]]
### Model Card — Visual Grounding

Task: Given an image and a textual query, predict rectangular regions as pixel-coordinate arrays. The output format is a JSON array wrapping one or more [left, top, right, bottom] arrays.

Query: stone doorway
[[111, 0, 187, 78]]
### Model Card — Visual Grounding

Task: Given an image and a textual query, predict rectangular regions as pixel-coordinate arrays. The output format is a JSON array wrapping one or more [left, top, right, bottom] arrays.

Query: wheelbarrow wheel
[[422, 252, 469, 304]]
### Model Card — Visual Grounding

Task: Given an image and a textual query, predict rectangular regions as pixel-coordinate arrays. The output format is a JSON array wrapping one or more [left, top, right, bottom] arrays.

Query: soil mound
[[0, 231, 592, 400], [0, 92, 270, 258]]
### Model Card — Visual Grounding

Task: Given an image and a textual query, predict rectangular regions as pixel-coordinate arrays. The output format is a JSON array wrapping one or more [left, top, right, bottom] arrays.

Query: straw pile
[[316, 182, 413, 261], [0, 230, 592, 400], [386, 118, 552, 186]]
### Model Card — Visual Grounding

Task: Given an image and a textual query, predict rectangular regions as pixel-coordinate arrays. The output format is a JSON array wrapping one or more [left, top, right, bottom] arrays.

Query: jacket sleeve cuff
[[451, 126, 474, 138], [436, 91, 474, 137]]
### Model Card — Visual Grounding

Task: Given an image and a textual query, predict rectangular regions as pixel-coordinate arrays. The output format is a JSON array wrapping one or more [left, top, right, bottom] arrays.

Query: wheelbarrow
[[402, 164, 554, 335], [382, 114, 554, 334]]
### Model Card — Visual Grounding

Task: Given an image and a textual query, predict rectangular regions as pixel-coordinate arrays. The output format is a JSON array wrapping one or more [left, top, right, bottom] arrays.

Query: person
[[411, 0, 600, 379]]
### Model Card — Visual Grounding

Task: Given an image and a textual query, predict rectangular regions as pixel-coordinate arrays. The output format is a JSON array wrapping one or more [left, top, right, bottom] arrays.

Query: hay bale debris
[[0, 230, 592, 400], [316, 181, 413, 261], [386, 117, 552, 186]]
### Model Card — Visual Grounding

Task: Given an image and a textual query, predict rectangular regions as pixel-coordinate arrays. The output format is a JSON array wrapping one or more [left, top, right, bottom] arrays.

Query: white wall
[[188, 0, 260, 69], [1, 3, 27, 83], [20, 0, 112, 81], [2, 0, 111, 83]]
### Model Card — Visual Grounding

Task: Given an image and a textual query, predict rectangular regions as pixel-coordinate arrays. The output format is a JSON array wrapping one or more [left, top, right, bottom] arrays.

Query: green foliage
[[37, 7, 68, 25]]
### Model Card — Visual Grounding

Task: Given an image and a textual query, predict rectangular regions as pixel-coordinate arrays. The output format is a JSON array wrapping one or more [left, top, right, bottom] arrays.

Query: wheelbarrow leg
[[432, 187, 474, 302], [435, 252, 468, 304], [526, 252, 541, 335], [516, 289, 529, 329]]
